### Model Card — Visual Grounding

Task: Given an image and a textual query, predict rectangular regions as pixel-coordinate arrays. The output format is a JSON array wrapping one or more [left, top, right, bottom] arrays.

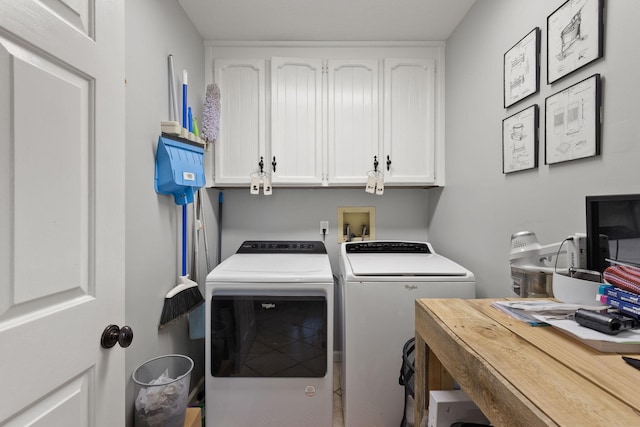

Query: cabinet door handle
[[373, 156, 379, 172], [386, 155, 392, 171], [259, 156, 264, 174], [272, 156, 277, 173]]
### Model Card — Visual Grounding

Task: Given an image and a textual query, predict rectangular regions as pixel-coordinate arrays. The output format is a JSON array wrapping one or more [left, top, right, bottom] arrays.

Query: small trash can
[[132, 354, 194, 427]]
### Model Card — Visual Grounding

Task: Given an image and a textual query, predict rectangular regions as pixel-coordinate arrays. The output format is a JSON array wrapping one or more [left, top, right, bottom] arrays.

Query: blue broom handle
[[182, 83, 188, 128], [182, 203, 187, 276]]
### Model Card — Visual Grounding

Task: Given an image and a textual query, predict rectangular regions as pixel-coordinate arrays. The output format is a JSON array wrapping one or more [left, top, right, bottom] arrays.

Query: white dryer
[[339, 240, 475, 427], [205, 241, 334, 427]]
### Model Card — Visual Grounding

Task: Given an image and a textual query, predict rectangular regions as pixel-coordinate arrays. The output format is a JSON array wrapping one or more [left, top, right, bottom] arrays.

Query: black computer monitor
[[586, 194, 640, 272]]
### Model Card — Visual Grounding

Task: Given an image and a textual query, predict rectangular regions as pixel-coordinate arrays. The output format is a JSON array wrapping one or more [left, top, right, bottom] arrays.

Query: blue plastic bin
[[154, 136, 205, 205]]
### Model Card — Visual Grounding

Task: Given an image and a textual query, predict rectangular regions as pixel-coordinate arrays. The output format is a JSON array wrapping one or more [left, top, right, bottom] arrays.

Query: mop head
[[158, 275, 204, 328], [202, 83, 220, 143]]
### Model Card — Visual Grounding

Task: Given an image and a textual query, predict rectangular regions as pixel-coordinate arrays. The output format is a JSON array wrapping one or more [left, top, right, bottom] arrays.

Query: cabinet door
[[271, 57, 323, 185], [383, 58, 436, 185], [213, 59, 266, 186], [327, 59, 380, 185]]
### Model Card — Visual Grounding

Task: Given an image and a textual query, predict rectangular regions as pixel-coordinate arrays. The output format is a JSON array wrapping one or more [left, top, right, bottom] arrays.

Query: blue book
[[597, 293, 640, 320], [599, 284, 640, 304], [490, 301, 550, 326]]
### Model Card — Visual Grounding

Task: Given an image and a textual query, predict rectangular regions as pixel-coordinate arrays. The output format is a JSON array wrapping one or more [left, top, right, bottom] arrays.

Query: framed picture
[[547, 0, 604, 84], [503, 104, 539, 173], [504, 27, 540, 108], [545, 74, 601, 164]]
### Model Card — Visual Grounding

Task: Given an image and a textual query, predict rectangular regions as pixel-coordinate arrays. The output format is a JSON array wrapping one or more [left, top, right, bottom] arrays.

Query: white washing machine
[[205, 241, 334, 427], [339, 240, 475, 427]]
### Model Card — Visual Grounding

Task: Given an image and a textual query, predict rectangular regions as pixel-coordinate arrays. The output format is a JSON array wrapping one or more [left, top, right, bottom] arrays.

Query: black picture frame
[[545, 74, 601, 164], [502, 104, 539, 173], [504, 27, 540, 108], [547, 0, 604, 84]]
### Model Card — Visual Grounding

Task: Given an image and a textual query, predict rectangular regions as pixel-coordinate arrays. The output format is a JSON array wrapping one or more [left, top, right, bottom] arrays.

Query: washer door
[[346, 252, 470, 277]]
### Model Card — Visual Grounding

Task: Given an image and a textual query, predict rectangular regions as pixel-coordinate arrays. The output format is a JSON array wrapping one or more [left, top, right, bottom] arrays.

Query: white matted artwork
[[545, 74, 601, 165], [504, 27, 540, 108], [547, 0, 604, 84], [502, 104, 538, 173]]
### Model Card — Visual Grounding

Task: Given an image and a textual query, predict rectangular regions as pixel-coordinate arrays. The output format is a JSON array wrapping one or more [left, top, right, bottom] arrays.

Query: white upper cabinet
[[383, 58, 436, 185], [205, 45, 443, 188], [271, 57, 379, 186], [270, 57, 324, 185], [211, 59, 266, 186], [327, 59, 380, 185]]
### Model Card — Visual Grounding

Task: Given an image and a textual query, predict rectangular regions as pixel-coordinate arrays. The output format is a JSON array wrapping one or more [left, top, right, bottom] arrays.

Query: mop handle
[[182, 204, 187, 276], [182, 70, 188, 129], [217, 192, 223, 265]]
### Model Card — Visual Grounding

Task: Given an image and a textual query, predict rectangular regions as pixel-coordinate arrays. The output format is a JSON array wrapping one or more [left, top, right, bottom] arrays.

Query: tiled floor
[[333, 361, 345, 427]]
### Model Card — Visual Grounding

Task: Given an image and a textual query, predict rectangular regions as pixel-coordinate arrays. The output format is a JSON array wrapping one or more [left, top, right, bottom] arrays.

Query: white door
[[327, 59, 379, 185], [0, 1, 125, 426], [271, 57, 324, 185], [383, 58, 436, 185], [212, 59, 266, 186]]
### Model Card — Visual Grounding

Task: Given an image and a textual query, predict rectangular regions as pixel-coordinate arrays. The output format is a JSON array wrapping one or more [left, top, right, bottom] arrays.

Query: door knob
[[101, 324, 134, 349]]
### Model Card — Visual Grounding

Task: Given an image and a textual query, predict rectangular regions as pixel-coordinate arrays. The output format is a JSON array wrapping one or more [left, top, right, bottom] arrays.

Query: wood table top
[[414, 298, 640, 427]]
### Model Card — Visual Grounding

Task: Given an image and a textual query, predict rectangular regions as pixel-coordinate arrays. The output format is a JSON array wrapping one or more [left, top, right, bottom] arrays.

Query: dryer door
[[211, 294, 327, 377]]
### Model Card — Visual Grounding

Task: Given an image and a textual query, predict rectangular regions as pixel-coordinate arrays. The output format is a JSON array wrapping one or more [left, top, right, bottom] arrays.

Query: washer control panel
[[345, 241, 431, 254]]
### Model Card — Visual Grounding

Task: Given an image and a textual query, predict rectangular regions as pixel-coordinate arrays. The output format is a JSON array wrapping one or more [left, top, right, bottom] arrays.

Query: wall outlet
[[320, 221, 329, 235]]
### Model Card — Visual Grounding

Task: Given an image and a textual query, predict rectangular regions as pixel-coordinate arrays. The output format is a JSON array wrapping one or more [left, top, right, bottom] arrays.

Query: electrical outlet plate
[[320, 221, 329, 235]]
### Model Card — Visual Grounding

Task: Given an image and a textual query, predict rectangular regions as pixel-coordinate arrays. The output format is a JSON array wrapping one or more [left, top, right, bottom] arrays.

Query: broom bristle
[[159, 286, 204, 328]]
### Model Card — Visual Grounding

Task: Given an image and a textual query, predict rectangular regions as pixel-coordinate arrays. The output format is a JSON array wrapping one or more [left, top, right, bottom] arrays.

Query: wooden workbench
[[414, 298, 640, 426]]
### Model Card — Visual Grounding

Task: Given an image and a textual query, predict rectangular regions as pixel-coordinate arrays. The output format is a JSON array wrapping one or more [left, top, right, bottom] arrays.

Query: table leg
[[414, 333, 428, 426], [415, 335, 456, 426], [428, 348, 454, 391]]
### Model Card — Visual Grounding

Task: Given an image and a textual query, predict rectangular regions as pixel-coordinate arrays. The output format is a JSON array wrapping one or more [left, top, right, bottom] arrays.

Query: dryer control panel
[[345, 241, 432, 254], [237, 240, 327, 254]]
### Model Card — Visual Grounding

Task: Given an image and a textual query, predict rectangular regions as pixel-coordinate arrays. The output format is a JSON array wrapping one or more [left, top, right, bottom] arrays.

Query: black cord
[[554, 236, 574, 272]]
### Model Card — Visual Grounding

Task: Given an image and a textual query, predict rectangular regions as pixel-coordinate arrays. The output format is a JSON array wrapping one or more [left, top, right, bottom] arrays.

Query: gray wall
[[215, 188, 430, 269], [125, 1, 209, 424], [428, 0, 640, 298]]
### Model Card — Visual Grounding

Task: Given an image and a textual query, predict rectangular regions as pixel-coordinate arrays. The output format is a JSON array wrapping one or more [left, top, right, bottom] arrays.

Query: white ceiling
[[178, 0, 476, 42]]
